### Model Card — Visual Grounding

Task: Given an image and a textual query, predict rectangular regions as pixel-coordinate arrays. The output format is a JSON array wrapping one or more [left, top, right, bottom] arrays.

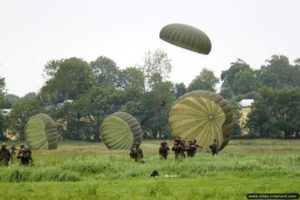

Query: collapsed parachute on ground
[[25, 113, 58, 150], [159, 23, 212, 55], [169, 90, 233, 151], [100, 112, 143, 149]]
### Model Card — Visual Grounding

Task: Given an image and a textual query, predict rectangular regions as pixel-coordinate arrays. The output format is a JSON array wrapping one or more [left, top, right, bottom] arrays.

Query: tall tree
[[40, 57, 95, 104], [9, 97, 44, 139], [174, 82, 187, 99], [257, 55, 299, 89], [188, 68, 219, 92], [221, 59, 257, 98], [139, 49, 172, 90], [247, 87, 300, 138], [90, 56, 120, 88]]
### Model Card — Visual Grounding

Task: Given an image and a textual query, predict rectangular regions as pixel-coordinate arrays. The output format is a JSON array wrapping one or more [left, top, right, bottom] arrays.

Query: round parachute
[[160, 23, 212, 55], [169, 90, 233, 151], [25, 113, 58, 150], [100, 112, 143, 149]]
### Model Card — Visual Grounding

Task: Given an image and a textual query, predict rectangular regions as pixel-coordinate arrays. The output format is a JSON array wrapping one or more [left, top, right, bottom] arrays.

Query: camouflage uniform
[[209, 139, 218, 156], [0, 143, 12, 166], [129, 144, 144, 163], [186, 140, 197, 157], [159, 142, 169, 159], [172, 139, 185, 159], [9, 144, 18, 155], [17, 145, 33, 166]]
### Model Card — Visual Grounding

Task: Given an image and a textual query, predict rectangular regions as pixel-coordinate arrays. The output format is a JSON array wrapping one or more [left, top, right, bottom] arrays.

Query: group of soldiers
[[0, 143, 33, 166], [129, 138, 219, 163]]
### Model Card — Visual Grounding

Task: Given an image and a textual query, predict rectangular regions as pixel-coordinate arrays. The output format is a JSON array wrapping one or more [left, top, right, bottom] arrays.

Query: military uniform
[[17, 145, 33, 166], [9, 144, 18, 155], [172, 139, 185, 159], [0, 143, 12, 166], [159, 142, 169, 159], [129, 144, 144, 163], [209, 140, 218, 156], [186, 140, 197, 157]]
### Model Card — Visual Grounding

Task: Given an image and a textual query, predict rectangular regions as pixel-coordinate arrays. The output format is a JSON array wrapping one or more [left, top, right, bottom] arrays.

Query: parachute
[[25, 113, 58, 150], [100, 112, 143, 149], [169, 90, 233, 151], [159, 23, 212, 55]]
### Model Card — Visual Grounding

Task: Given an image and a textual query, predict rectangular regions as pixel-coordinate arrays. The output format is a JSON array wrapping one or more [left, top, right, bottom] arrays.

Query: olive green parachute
[[25, 113, 58, 150], [169, 90, 233, 151], [160, 23, 212, 55], [100, 112, 143, 149]]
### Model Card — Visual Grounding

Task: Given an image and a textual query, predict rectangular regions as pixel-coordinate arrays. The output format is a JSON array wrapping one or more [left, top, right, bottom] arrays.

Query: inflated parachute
[[169, 90, 233, 151], [25, 113, 58, 150], [160, 23, 212, 55], [100, 112, 143, 149]]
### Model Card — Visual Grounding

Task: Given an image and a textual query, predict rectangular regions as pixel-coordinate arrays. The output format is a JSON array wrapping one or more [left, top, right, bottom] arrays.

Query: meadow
[[0, 139, 299, 200]]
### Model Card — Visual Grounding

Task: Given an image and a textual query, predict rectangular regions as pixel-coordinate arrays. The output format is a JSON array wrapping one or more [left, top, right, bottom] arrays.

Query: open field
[[0, 139, 300, 200]]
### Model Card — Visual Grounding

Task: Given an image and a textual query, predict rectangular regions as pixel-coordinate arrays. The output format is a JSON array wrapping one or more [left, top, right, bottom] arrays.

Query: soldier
[[0, 143, 12, 166], [209, 139, 219, 156], [172, 138, 185, 159], [129, 144, 144, 163], [17, 144, 33, 166], [159, 141, 170, 159], [186, 140, 197, 157], [9, 143, 18, 155]]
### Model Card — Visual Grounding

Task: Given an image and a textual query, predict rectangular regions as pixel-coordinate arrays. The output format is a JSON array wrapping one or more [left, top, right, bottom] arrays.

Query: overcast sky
[[0, 0, 299, 97]]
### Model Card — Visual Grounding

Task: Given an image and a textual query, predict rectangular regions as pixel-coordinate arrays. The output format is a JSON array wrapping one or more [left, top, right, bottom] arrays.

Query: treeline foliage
[[1, 52, 300, 140]]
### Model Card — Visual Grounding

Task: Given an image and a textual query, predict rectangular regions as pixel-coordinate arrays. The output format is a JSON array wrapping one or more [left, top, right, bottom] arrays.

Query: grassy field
[[0, 139, 299, 200]]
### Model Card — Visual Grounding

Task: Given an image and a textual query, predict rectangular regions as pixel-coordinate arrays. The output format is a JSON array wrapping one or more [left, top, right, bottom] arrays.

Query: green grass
[[0, 139, 300, 200]]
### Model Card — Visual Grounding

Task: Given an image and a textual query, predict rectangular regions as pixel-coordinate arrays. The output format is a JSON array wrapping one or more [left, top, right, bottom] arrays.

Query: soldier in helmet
[[9, 143, 18, 155], [172, 138, 185, 159], [129, 143, 144, 163], [0, 143, 12, 166], [209, 139, 219, 156], [17, 144, 33, 166], [186, 140, 197, 157], [159, 141, 170, 159]]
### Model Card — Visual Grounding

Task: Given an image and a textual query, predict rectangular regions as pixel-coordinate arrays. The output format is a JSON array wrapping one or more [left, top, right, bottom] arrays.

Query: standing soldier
[[17, 144, 33, 166], [9, 143, 18, 155], [209, 139, 219, 156], [186, 140, 197, 157], [129, 144, 144, 163], [172, 138, 185, 159], [0, 143, 12, 166], [159, 141, 170, 159]]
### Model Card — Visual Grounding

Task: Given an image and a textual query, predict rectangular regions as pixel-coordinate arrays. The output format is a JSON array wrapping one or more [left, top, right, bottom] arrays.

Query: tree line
[[0, 51, 299, 141]]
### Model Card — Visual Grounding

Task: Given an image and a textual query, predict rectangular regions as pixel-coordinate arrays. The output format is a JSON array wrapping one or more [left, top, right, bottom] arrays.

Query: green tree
[[90, 56, 120, 88], [257, 55, 300, 89], [139, 49, 172, 90], [9, 97, 44, 139], [221, 59, 257, 97], [174, 82, 187, 99], [40, 57, 95, 104], [247, 87, 300, 138], [188, 68, 219, 92]]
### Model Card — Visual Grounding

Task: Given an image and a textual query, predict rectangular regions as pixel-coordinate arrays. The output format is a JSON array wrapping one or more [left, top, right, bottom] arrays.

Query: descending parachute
[[25, 113, 58, 150], [169, 90, 233, 151], [160, 23, 212, 55], [100, 112, 143, 149]]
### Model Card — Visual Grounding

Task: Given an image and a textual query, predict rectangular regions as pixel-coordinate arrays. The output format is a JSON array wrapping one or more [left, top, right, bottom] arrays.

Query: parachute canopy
[[169, 90, 233, 151], [25, 113, 58, 150], [100, 112, 143, 149], [159, 23, 212, 55]]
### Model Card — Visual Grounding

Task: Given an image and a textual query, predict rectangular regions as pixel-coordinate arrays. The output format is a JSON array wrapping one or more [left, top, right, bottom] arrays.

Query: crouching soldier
[[17, 144, 33, 166], [0, 143, 12, 166], [159, 141, 170, 159], [129, 144, 144, 163]]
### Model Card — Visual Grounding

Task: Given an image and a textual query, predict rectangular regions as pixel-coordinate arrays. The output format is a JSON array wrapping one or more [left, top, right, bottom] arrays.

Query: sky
[[0, 0, 299, 97]]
